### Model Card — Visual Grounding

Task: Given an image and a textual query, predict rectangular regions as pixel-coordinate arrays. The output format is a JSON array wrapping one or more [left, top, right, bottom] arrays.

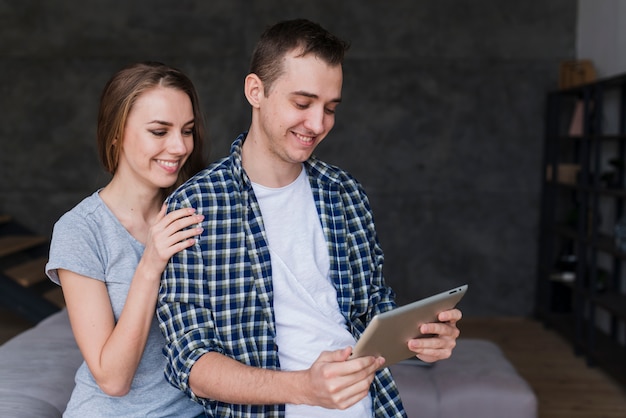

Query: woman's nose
[[168, 132, 190, 155]]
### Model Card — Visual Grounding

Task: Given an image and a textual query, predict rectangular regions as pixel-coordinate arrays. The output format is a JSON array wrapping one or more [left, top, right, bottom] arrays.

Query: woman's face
[[116, 86, 195, 191]]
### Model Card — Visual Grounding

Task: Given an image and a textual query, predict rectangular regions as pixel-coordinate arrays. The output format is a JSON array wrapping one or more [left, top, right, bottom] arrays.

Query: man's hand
[[301, 347, 385, 410], [408, 308, 462, 363]]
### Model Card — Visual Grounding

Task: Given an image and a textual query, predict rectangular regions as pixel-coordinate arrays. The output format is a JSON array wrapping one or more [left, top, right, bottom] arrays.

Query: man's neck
[[241, 131, 303, 188]]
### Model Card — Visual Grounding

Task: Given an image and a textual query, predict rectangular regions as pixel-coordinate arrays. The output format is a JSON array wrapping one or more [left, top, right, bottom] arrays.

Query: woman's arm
[[60, 267, 158, 396], [60, 206, 203, 396]]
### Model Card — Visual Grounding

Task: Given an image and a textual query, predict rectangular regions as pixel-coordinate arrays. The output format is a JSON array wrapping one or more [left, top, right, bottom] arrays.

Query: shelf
[[590, 233, 626, 260], [592, 291, 626, 317], [595, 187, 626, 198], [549, 181, 626, 198], [552, 224, 578, 240], [539, 70, 626, 388], [551, 134, 626, 142], [587, 327, 626, 388], [552, 71, 626, 94], [550, 228, 626, 261], [548, 180, 579, 190], [542, 272, 626, 319]]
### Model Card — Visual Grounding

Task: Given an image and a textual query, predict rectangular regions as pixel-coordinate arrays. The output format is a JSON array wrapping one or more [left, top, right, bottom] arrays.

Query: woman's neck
[[99, 177, 163, 243]]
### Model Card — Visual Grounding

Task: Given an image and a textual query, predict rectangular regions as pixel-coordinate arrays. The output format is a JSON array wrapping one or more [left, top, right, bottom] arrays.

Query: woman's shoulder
[[54, 191, 110, 231]]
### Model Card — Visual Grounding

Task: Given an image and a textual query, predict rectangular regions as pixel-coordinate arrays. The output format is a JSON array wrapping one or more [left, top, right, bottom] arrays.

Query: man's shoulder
[[306, 158, 371, 211], [306, 157, 359, 185], [192, 156, 239, 185], [169, 156, 241, 202]]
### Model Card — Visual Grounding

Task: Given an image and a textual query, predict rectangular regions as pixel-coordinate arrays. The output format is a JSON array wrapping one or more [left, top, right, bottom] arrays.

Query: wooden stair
[[0, 215, 63, 323], [4, 256, 49, 287], [0, 236, 47, 257]]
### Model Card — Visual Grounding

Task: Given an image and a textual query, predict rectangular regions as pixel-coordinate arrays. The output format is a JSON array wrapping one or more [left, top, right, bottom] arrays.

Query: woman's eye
[[183, 129, 194, 136], [325, 107, 336, 115], [151, 130, 167, 137], [295, 102, 308, 109]]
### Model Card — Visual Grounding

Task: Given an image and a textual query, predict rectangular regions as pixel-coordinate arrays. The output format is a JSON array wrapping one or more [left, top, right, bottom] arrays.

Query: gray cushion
[[0, 393, 62, 418], [391, 339, 537, 418], [0, 310, 537, 418], [0, 309, 81, 418]]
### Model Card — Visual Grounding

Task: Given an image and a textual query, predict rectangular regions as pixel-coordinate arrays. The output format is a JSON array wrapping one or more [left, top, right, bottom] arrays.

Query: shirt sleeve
[[345, 176, 397, 325], [46, 210, 105, 285], [362, 185, 397, 316], [342, 175, 406, 417], [156, 194, 222, 404]]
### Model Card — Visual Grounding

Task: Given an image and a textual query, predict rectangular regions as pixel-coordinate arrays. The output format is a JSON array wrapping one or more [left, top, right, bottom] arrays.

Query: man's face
[[256, 50, 343, 167]]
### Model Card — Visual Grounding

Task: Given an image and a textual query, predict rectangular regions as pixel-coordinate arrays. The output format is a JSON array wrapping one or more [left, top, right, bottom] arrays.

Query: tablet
[[351, 284, 468, 367]]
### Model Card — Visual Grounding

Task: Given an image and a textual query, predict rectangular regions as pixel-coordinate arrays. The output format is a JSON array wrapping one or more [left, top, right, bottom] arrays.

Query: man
[[157, 18, 462, 417]]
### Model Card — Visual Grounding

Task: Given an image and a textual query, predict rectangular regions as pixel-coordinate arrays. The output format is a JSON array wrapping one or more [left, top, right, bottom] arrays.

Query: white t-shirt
[[252, 167, 372, 417]]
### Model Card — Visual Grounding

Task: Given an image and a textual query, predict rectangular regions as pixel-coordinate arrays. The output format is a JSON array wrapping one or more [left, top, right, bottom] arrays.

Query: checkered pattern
[[157, 134, 407, 417]]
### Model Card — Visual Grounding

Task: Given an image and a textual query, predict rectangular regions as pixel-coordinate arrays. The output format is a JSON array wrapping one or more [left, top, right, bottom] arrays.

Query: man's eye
[[325, 107, 336, 115]]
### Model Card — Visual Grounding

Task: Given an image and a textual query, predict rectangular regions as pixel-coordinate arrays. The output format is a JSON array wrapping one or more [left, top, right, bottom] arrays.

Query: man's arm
[[188, 347, 384, 410]]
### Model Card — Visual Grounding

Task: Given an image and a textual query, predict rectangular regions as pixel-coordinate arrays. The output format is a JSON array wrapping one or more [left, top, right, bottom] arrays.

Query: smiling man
[[157, 19, 462, 418]]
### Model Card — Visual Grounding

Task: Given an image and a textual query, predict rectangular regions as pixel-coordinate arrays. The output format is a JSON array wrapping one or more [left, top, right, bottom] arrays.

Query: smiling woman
[[108, 86, 196, 194], [96, 62, 207, 198], [43, 62, 208, 418]]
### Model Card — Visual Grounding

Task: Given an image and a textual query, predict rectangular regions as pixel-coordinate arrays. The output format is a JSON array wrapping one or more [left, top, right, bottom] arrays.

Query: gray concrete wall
[[0, 1, 577, 315], [577, 0, 626, 77]]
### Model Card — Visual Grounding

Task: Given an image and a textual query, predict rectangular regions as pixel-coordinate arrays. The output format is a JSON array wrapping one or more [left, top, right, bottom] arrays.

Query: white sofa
[[0, 309, 537, 417]]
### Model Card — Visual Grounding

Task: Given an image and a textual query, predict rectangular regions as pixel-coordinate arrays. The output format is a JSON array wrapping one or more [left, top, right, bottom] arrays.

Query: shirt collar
[[229, 132, 343, 191]]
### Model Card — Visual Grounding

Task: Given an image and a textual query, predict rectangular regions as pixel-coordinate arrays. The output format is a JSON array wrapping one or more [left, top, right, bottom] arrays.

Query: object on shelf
[[559, 59, 596, 90], [595, 268, 608, 292], [545, 163, 580, 185], [568, 99, 585, 136], [554, 254, 577, 283], [549, 272, 575, 283], [584, 268, 609, 293], [600, 158, 624, 188], [550, 255, 576, 283], [564, 206, 579, 228], [614, 215, 626, 253]]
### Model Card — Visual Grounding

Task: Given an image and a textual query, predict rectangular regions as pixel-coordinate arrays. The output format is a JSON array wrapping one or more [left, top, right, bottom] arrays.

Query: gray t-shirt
[[46, 191, 204, 418]]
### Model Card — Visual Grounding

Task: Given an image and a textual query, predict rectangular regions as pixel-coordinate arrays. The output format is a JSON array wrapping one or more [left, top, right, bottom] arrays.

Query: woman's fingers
[[148, 207, 203, 260]]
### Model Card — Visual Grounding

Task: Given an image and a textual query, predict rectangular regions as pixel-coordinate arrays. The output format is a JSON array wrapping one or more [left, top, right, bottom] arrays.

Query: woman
[[46, 62, 207, 417]]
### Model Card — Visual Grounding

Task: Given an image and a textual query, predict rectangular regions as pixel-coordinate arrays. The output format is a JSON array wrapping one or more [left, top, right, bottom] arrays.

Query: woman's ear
[[244, 73, 264, 108]]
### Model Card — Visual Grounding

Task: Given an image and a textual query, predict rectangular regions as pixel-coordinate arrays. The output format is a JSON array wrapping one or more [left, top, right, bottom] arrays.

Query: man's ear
[[244, 73, 264, 108]]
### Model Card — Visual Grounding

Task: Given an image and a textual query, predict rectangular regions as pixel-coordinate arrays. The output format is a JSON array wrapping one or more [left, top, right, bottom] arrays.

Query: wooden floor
[[461, 316, 626, 418], [1, 310, 625, 417]]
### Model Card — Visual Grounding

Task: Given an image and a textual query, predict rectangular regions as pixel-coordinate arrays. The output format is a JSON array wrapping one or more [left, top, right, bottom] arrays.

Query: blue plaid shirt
[[157, 134, 407, 417]]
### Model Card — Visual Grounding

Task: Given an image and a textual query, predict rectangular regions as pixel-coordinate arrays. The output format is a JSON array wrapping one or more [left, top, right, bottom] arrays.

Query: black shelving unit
[[537, 73, 626, 387]]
